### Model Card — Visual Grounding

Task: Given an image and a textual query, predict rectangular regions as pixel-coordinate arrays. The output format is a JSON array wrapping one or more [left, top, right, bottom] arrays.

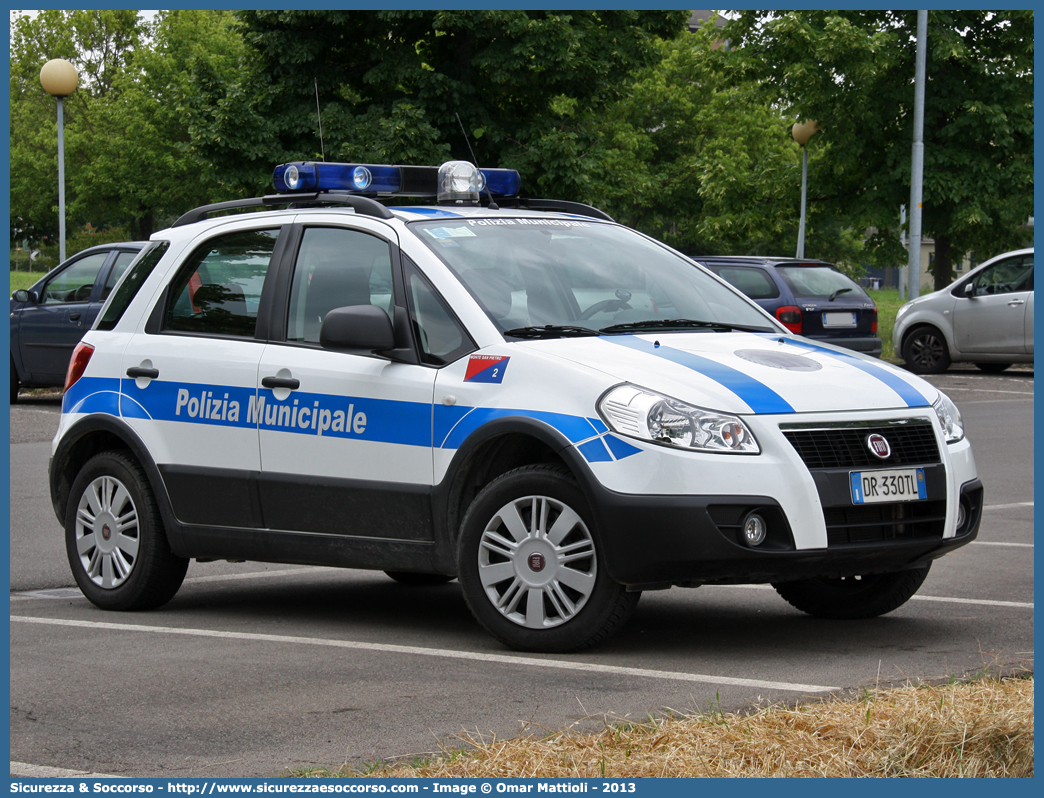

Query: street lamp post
[[39, 58, 79, 264], [792, 119, 819, 259]]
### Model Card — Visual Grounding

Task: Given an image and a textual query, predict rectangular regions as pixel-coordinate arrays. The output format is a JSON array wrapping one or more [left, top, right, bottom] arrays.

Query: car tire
[[65, 451, 188, 611], [975, 362, 1012, 373], [10, 358, 19, 404], [902, 326, 951, 374], [772, 565, 931, 620], [385, 571, 455, 586], [457, 464, 639, 652]]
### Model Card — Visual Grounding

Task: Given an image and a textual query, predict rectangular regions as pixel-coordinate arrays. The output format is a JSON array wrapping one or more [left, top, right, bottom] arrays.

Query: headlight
[[932, 391, 965, 443], [895, 303, 911, 320], [599, 385, 760, 454]]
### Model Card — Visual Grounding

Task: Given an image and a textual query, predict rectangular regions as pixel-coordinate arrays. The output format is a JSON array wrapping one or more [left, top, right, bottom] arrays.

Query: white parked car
[[50, 160, 982, 652], [894, 248, 1034, 374]]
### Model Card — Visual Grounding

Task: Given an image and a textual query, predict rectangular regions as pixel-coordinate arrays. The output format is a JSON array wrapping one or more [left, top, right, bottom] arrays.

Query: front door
[[256, 222, 439, 540], [953, 254, 1033, 355]]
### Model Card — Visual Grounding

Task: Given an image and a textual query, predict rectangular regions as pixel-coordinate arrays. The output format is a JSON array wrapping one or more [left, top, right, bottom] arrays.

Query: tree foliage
[[723, 10, 1034, 286], [191, 10, 689, 201]]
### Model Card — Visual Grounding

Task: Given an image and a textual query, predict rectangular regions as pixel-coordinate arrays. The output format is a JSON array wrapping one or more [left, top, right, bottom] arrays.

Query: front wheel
[[457, 465, 639, 652], [10, 358, 19, 404], [65, 451, 188, 610], [902, 327, 951, 374], [772, 565, 931, 620]]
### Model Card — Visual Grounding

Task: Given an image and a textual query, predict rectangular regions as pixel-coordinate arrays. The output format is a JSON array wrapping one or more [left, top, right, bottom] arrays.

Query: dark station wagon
[[695, 256, 882, 358]]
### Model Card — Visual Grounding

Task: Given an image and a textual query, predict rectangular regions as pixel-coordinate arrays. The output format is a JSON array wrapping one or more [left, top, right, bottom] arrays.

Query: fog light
[[742, 512, 767, 547], [956, 501, 967, 531]]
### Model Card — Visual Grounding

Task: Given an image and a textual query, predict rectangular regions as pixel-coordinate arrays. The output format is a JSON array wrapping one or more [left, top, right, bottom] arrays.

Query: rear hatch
[[776, 263, 877, 341]]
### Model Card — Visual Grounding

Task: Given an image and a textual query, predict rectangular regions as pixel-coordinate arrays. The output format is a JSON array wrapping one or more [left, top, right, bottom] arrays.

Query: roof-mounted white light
[[437, 160, 485, 205]]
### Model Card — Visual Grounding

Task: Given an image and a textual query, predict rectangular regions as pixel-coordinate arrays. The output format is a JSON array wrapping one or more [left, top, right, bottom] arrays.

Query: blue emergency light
[[272, 160, 521, 204]]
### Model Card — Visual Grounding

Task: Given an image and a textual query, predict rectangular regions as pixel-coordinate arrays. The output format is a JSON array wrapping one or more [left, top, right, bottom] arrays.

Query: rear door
[[119, 224, 286, 528]]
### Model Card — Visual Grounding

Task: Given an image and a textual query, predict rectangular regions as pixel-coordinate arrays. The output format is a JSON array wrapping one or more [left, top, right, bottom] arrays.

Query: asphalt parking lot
[[9, 366, 1034, 778]]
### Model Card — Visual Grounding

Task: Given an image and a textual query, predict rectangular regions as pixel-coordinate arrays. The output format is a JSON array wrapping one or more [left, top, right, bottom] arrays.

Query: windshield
[[412, 218, 775, 334], [776, 265, 869, 300]]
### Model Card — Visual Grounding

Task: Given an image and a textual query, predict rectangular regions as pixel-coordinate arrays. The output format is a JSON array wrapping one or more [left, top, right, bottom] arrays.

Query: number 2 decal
[[464, 354, 510, 384]]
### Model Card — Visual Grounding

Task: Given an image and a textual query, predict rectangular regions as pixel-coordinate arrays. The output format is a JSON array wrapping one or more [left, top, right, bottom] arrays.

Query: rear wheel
[[975, 362, 1012, 373], [457, 465, 639, 652], [65, 451, 188, 610], [385, 571, 454, 586], [772, 565, 931, 619], [902, 327, 951, 374]]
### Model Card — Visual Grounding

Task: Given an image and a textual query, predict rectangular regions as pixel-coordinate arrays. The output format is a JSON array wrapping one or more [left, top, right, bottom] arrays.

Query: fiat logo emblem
[[101, 524, 112, 541], [867, 433, 891, 459], [528, 553, 545, 572]]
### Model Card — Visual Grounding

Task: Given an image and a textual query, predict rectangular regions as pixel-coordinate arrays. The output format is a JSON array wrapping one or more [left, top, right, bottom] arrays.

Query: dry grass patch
[[312, 677, 1032, 779]]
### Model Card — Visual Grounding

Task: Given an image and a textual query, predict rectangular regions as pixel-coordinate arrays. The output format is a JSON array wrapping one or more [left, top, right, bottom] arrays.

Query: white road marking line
[[10, 615, 839, 694], [972, 541, 1034, 548], [983, 501, 1034, 511], [941, 387, 1033, 396], [9, 761, 123, 778], [910, 595, 1033, 609]]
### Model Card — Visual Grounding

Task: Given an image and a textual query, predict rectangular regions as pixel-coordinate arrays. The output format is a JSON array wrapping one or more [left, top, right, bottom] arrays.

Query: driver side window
[[970, 256, 1034, 297], [41, 253, 108, 304]]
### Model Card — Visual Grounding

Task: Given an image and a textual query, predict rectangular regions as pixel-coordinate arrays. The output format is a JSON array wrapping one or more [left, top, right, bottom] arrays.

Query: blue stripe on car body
[[606, 335, 795, 414]]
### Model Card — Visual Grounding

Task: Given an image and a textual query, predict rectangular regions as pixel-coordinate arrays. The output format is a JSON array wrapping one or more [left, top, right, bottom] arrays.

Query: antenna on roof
[[455, 112, 498, 210], [314, 78, 325, 162]]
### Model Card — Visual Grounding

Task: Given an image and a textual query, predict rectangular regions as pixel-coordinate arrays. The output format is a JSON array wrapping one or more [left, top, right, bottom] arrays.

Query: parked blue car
[[694, 256, 882, 357], [10, 242, 146, 401]]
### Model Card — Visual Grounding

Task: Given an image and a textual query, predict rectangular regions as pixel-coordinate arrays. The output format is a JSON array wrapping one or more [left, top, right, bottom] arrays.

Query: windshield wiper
[[828, 288, 854, 301], [503, 325, 601, 339], [598, 319, 771, 334]]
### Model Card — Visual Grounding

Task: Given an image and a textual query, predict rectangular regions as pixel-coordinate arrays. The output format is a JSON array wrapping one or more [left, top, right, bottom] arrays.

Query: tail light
[[775, 305, 802, 334], [871, 306, 878, 333], [65, 342, 95, 392]]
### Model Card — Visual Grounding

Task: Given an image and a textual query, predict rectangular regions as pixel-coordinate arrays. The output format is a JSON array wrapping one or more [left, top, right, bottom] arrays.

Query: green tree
[[9, 10, 144, 244], [724, 10, 1034, 288], [191, 10, 689, 200]]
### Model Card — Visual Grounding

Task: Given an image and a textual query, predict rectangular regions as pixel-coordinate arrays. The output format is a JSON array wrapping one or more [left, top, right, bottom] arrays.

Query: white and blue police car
[[50, 160, 982, 652]]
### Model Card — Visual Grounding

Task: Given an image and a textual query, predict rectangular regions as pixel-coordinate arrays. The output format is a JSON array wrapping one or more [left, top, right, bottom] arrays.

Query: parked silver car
[[893, 247, 1033, 374]]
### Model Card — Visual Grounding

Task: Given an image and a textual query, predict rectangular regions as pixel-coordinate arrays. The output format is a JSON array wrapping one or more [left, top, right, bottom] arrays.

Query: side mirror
[[320, 305, 396, 352], [963, 282, 976, 297], [12, 289, 37, 304]]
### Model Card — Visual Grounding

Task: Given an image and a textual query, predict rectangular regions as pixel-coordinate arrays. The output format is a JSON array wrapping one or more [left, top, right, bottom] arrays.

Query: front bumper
[[589, 478, 983, 589]]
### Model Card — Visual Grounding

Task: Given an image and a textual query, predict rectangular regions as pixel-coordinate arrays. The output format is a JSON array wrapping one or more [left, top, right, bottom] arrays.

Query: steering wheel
[[577, 289, 633, 321]]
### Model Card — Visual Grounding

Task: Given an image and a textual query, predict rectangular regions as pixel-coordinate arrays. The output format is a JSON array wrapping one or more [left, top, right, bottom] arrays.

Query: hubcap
[[478, 495, 597, 629], [911, 333, 944, 367], [75, 475, 140, 589]]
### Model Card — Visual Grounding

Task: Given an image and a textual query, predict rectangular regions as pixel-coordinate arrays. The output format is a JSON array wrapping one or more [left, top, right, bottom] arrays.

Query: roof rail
[[516, 198, 614, 222], [172, 192, 394, 227]]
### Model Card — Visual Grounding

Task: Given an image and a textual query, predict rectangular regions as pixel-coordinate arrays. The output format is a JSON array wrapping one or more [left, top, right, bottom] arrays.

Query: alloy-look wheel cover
[[910, 333, 945, 368], [75, 475, 140, 589], [478, 494, 597, 628]]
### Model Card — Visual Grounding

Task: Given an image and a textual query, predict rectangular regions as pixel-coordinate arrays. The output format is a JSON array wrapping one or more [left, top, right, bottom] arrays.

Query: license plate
[[850, 468, 927, 504], [823, 311, 857, 328]]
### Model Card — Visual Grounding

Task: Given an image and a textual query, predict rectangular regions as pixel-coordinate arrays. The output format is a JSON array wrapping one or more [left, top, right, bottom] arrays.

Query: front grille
[[824, 500, 946, 545], [783, 423, 940, 469]]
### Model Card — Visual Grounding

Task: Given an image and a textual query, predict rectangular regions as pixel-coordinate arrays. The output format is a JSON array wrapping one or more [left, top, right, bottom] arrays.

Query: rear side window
[[164, 229, 280, 337], [97, 242, 170, 331], [713, 266, 780, 299], [101, 250, 141, 300]]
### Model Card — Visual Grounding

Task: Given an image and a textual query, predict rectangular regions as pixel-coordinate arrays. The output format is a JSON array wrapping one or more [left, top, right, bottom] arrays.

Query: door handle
[[126, 367, 159, 379], [68, 312, 81, 321], [261, 376, 300, 390], [1007, 299, 1025, 306]]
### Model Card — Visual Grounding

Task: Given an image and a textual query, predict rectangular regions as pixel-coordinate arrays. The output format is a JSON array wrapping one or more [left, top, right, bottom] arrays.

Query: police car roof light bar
[[273, 161, 521, 200]]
